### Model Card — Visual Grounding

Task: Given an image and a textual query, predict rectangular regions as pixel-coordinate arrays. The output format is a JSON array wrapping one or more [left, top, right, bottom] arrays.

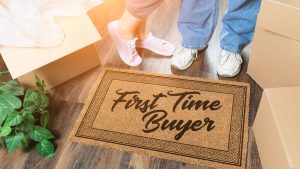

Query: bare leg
[[136, 17, 148, 41], [118, 9, 142, 40]]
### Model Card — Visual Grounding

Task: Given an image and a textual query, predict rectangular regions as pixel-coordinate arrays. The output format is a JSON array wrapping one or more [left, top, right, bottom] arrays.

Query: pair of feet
[[171, 47, 243, 77], [108, 20, 243, 77], [107, 20, 175, 66]]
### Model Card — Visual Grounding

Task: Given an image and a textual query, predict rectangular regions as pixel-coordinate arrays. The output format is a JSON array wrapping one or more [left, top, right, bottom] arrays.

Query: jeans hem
[[182, 42, 208, 50], [220, 46, 241, 53]]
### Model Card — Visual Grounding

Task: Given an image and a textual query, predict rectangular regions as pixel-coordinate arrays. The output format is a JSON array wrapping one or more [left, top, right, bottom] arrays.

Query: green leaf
[[5, 132, 25, 152], [18, 114, 35, 132], [20, 106, 36, 117], [23, 89, 39, 108], [0, 71, 9, 77], [5, 80, 17, 85], [0, 94, 22, 110], [40, 111, 49, 128], [0, 126, 12, 137], [3, 111, 23, 127], [0, 80, 24, 96], [35, 75, 46, 93], [23, 88, 49, 110], [39, 93, 49, 109], [0, 94, 21, 126], [21, 137, 29, 148], [0, 110, 9, 126], [29, 126, 54, 142], [35, 140, 55, 158]]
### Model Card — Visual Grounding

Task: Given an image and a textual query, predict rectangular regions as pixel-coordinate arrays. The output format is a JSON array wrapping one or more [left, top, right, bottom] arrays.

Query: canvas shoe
[[171, 46, 207, 70], [136, 33, 175, 56], [217, 49, 243, 77], [107, 20, 142, 67]]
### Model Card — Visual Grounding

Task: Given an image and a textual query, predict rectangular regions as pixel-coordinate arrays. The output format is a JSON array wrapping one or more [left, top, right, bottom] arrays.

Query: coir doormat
[[69, 68, 250, 169]]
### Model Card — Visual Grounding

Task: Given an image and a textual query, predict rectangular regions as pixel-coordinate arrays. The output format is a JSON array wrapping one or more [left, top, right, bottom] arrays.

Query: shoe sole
[[171, 59, 194, 70], [217, 65, 241, 78]]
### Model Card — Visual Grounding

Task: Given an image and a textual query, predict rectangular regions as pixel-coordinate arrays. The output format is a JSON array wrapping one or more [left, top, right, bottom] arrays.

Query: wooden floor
[[0, 0, 263, 168]]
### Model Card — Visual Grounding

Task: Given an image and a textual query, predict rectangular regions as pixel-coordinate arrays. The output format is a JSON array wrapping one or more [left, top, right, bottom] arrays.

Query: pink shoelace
[[127, 37, 139, 62]]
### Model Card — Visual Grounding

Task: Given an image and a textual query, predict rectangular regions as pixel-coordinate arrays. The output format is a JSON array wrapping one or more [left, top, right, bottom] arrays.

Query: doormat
[[69, 68, 250, 169]]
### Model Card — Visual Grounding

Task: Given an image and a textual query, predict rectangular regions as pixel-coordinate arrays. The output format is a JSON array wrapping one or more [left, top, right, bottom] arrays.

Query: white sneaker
[[217, 49, 243, 77], [171, 47, 199, 70]]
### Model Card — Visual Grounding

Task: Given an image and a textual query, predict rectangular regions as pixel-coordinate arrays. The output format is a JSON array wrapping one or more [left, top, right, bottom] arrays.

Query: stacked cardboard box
[[248, 0, 300, 169], [0, 14, 101, 89], [248, 0, 300, 88], [253, 87, 300, 169]]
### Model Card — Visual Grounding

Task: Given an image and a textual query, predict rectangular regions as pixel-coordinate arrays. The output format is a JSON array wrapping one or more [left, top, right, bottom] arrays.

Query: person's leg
[[125, 0, 163, 19], [172, 0, 219, 70], [217, 0, 261, 77], [220, 0, 261, 53], [119, 0, 163, 39], [134, 3, 175, 56], [178, 0, 219, 50], [108, 0, 165, 66], [135, 17, 148, 40], [118, 9, 143, 40], [108, 0, 175, 66]]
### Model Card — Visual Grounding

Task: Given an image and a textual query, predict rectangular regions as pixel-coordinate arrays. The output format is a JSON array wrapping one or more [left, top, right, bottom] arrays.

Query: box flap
[[0, 14, 101, 79], [258, 0, 300, 42], [265, 87, 300, 168]]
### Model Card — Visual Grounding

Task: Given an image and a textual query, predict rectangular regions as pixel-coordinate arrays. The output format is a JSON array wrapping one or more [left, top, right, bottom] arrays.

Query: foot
[[217, 49, 243, 77], [136, 33, 175, 56], [107, 20, 142, 67], [171, 46, 207, 70]]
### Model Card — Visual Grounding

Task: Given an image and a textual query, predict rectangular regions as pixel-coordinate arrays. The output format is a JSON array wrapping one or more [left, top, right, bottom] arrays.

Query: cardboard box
[[247, 26, 300, 88], [0, 14, 101, 89], [253, 87, 300, 169], [258, 0, 300, 42], [247, 0, 300, 88]]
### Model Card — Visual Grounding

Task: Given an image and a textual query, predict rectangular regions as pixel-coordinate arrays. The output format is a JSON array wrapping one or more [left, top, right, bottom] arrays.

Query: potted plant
[[0, 72, 55, 158]]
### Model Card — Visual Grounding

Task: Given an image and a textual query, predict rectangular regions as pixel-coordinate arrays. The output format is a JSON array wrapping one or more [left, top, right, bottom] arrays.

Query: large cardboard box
[[258, 0, 300, 42], [253, 87, 300, 169], [247, 0, 300, 88], [0, 14, 101, 89], [248, 27, 300, 88]]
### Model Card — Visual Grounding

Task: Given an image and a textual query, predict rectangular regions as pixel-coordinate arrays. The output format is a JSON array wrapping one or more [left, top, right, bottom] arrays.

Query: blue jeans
[[178, 0, 261, 53]]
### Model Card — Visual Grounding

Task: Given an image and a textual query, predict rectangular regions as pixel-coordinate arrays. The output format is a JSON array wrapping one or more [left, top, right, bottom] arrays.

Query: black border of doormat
[[73, 68, 249, 167]]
